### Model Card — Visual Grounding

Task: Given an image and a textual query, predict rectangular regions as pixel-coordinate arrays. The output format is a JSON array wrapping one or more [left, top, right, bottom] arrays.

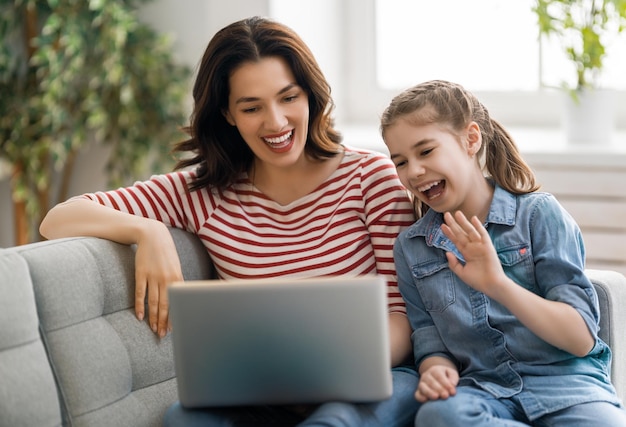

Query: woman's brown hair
[[174, 16, 342, 191]]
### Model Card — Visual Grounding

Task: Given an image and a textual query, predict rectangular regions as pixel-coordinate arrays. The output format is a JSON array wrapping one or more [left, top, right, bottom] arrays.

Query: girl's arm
[[40, 198, 183, 338], [442, 211, 594, 357], [482, 270, 593, 357]]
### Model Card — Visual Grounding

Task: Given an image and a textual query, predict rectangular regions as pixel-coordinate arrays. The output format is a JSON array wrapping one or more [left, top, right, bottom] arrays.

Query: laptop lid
[[168, 275, 392, 408]]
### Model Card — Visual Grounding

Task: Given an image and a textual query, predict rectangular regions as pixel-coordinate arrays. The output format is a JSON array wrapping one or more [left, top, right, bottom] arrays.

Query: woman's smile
[[262, 129, 294, 152]]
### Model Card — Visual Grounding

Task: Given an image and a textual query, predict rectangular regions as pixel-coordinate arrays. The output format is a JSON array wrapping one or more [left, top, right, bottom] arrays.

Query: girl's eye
[[421, 148, 433, 156], [242, 106, 259, 113], [394, 160, 407, 168]]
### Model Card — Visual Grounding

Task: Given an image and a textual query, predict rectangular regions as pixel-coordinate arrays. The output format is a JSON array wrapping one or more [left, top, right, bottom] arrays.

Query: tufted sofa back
[[0, 228, 213, 427]]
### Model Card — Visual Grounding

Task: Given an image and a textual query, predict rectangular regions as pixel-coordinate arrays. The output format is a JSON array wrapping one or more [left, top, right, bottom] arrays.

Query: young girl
[[380, 79, 626, 426], [40, 16, 420, 427]]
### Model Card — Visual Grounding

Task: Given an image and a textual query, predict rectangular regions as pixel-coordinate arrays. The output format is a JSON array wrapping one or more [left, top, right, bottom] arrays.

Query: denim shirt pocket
[[497, 244, 536, 291], [412, 258, 456, 312]]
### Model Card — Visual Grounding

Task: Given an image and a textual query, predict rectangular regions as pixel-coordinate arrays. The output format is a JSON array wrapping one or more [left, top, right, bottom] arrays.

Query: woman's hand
[[40, 199, 183, 338], [134, 221, 184, 338]]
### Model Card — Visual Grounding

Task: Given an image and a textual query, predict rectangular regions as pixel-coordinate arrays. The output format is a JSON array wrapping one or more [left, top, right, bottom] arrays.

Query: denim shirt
[[395, 184, 621, 420]]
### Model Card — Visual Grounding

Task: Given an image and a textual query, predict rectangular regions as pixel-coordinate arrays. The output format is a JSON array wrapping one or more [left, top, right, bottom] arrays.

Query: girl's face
[[385, 117, 482, 215], [224, 56, 310, 169]]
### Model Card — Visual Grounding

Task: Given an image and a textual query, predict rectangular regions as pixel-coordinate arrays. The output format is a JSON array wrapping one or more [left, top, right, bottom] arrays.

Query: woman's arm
[[358, 151, 416, 366], [41, 197, 155, 243], [40, 198, 183, 338], [388, 312, 412, 367]]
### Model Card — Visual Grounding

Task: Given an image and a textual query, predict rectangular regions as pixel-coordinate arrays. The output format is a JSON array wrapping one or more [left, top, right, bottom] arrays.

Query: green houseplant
[[533, 0, 626, 94], [533, 0, 626, 144], [0, 0, 190, 245]]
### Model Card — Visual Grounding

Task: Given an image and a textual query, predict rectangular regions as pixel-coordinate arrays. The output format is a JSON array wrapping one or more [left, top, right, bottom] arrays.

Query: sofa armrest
[[586, 269, 626, 403], [169, 227, 215, 280]]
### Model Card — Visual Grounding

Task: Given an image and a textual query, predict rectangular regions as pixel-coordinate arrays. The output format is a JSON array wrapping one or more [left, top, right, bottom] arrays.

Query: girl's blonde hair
[[380, 80, 539, 216]]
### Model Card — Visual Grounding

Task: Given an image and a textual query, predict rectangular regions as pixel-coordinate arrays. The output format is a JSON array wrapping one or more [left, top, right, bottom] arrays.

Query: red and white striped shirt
[[83, 147, 415, 313]]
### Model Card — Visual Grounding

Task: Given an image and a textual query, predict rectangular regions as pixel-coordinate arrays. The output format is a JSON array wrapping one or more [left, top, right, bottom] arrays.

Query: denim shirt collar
[[404, 183, 517, 259]]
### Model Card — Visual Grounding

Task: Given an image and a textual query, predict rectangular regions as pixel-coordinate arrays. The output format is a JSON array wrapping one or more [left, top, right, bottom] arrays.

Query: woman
[[40, 16, 420, 426]]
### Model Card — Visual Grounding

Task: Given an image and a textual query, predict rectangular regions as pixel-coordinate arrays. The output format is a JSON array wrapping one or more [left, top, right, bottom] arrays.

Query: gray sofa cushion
[[7, 228, 213, 427], [0, 251, 62, 427]]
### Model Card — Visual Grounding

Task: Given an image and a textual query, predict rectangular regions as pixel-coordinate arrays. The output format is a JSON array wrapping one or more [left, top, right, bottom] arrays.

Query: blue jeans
[[162, 366, 420, 427], [415, 386, 626, 427]]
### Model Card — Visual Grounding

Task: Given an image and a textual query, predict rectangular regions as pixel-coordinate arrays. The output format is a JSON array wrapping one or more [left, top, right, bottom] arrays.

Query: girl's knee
[[415, 395, 490, 427]]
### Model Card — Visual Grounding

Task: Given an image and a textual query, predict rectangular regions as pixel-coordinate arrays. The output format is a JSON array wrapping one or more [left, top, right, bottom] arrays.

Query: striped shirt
[[83, 147, 415, 313]]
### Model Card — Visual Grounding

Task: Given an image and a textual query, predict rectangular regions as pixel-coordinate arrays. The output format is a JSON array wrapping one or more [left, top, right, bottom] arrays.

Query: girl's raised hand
[[440, 211, 507, 297]]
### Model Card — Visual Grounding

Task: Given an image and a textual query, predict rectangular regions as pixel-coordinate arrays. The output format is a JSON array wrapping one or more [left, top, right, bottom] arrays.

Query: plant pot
[[562, 89, 617, 146]]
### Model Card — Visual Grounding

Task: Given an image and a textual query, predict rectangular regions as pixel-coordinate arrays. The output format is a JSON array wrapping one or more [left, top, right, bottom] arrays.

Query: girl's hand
[[134, 221, 183, 338], [441, 211, 507, 298], [415, 363, 459, 402]]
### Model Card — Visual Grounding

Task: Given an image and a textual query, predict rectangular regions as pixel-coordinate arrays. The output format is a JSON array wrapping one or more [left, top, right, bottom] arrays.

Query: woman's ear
[[223, 109, 236, 126], [466, 121, 482, 156]]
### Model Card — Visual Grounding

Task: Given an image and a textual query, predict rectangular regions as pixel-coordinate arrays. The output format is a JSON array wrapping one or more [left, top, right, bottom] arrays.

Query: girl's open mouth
[[418, 180, 445, 200]]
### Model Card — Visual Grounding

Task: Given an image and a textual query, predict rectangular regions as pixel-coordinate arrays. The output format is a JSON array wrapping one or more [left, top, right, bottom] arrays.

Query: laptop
[[168, 275, 392, 408]]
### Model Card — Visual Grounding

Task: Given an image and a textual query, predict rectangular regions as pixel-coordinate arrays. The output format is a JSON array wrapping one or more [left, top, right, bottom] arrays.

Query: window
[[345, 0, 626, 128], [376, 0, 626, 92], [376, 0, 540, 91], [272, 0, 625, 128]]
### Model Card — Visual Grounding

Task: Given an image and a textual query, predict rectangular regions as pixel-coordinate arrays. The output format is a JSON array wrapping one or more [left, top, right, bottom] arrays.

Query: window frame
[[341, 0, 625, 129]]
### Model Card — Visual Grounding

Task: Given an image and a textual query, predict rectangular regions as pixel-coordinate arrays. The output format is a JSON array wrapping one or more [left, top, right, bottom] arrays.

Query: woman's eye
[[421, 148, 433, 156], [284, 94, 299, 103], [394, 160, 406, 168], [242, 106, 259, 113]]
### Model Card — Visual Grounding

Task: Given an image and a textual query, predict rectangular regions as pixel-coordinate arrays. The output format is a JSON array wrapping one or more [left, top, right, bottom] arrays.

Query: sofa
[[0, 228, 213, 427], [1, 228, 625, 426]]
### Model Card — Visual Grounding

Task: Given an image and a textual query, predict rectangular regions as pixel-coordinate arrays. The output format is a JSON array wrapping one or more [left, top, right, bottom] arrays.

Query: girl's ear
[[223, 109, 236, 126], [466, 121, 482, 156]]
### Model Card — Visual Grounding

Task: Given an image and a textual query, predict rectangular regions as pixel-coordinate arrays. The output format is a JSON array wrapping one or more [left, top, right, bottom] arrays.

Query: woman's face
[[225, 56, 310, 169]]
